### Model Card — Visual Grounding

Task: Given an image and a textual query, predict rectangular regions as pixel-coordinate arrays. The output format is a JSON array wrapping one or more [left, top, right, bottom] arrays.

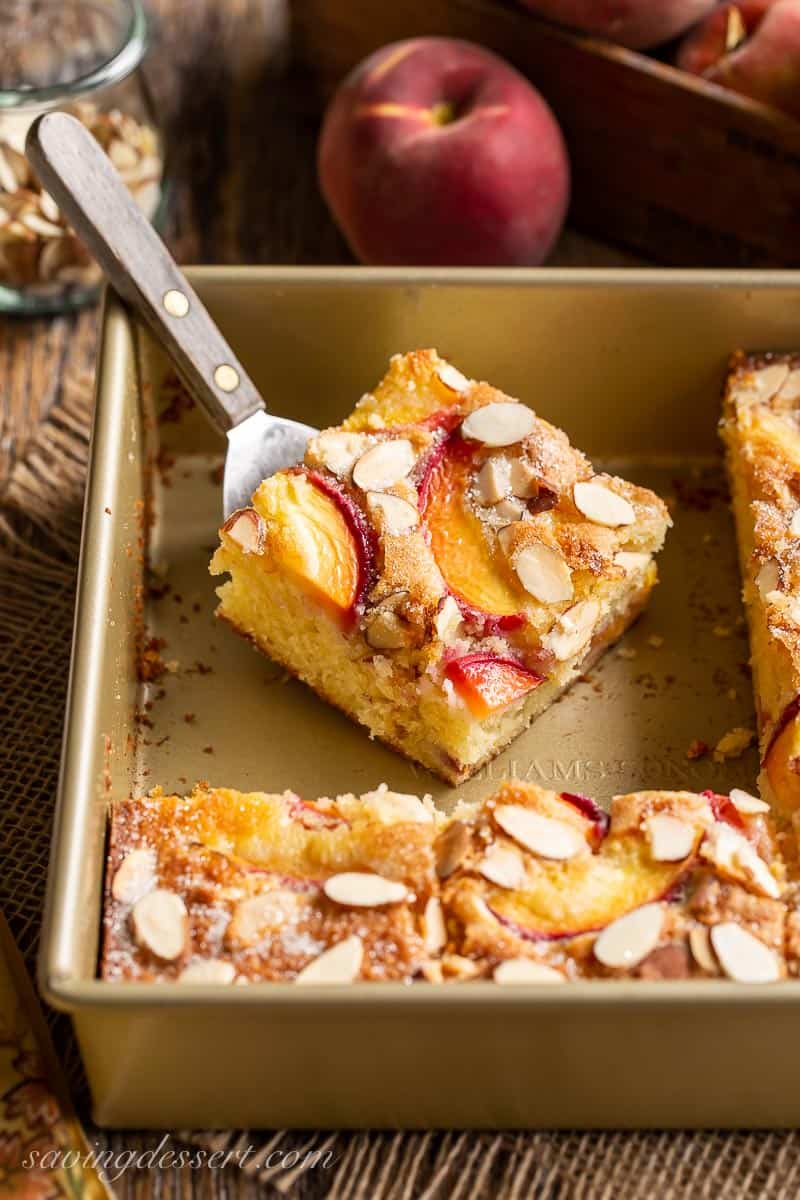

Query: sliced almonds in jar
[[352, 438, 415, 491], [573, 480, 636, 528], [131, 888, 188, 962], [493, 804, 586, 861], [710, 922, 781, 983], [461, 402, 536, 448], [323, 871, 408, 907], [295, 935, 364, 984], [593, 903, 664, 969]]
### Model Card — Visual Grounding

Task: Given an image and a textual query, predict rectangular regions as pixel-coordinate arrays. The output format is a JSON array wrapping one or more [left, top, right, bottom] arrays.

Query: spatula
[[26, 111, 317, 517]]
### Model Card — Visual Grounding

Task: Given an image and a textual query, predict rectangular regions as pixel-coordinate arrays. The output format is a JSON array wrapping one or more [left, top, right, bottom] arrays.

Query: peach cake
[[210, 350, 671, 784], [102, 780, 800, 985], [722, 353, 800, 829]]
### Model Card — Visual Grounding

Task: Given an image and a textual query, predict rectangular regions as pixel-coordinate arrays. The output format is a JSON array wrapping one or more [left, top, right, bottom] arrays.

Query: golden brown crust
[[102, 779, 800, 985], [722, 352, 800, 819]]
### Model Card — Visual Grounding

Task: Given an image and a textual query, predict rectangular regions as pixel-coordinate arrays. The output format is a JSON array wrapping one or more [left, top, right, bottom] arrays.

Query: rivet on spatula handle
[[25, 110, 264, 435]]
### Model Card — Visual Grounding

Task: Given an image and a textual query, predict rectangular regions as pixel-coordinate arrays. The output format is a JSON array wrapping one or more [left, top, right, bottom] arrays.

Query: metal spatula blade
[[224, 410, 316, 516], [26, 111, 318, 517]]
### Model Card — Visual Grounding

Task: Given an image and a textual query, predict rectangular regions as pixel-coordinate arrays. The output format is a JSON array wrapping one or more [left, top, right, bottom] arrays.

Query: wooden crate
[[291, 0, 800, 267]]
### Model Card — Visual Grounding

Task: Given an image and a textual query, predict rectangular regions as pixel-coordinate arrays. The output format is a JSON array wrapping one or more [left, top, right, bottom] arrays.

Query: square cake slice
[[210, 350, 671, 784], [102, 781, 790, 985], [722, 352, 800, 824]]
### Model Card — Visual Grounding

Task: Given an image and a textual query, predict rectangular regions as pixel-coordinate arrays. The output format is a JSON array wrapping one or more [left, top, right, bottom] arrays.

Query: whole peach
[[678, 0, 800, 120], [317, 38, 570, 267], [517, 0, 718, 49]]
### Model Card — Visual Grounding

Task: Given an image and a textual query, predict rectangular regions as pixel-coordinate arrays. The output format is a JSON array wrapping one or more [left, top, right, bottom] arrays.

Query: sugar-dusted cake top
[[102, 779, 796, 985], [216, 350, 670, 705]]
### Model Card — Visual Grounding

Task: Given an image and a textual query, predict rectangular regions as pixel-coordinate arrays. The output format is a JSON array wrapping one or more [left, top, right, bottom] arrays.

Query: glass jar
[[0, 0, 166, 315]]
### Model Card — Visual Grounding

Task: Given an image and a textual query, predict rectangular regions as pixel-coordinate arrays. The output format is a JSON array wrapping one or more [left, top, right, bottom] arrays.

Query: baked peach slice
[[420, 435, 527, 622], [445, 653, 543, 718], [763, 702, 800, 817], [251, 468, 374, 628], [482, 789, 700, 940]]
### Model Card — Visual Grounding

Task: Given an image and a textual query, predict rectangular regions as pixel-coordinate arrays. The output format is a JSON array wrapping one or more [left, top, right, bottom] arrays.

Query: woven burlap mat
[[4, 381, 800, 1198]]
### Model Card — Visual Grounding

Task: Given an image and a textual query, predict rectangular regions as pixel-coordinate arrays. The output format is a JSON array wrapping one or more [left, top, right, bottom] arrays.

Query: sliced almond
[[436, 820, 471, 878], [434, 595, 463, 643], [366, 491, 419, 535], [109, 137, 140, 171], [493, 959, 566, 985], [22, 212, 63, 239], [131, 889, 187, 962], [227, 891, 306, 947], [756, 558, 780, 599], [477, 456, 511, 504], [222, 507, 265, 554], [729, 788, 769, 815], [593, 903, 664, 969], [324, 872, 408, 907], [700, 823, 781, 899], [352, 438, 415, 491], [178, 959, 236, 984], [477, 844, 526, 889], [748, 363, 790, 403], [309, 430, 369, 476], [111, 847, 157, 904], [513, 543, 573, 604], [689, 925, 718, 974], [494, 804, 586, 861], [710, 922, 780, 983], [437, 361, 471, 393], [461, 402, 536, 448], [495, 498, 525, 522], [777, 369, 800, 405], [646, 814, 696, 862], [423, 896, 447, 955], [364, 607, 408, 650], [0, 146, 19, 194], [614, 550, 650, 574], [295, 935, 364, 984], [509, 458, 539, 499], [542, 598, 599, 661], [573, 481, 636, 527], [364, 787, 433, 824]]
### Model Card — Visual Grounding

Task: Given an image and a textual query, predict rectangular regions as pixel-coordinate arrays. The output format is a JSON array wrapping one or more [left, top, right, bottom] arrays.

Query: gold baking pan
[[38, 268, 800, 1129]]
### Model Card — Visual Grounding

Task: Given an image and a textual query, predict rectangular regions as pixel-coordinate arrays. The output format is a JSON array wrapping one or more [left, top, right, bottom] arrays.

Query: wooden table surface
[[0, 2, 642, 1195]]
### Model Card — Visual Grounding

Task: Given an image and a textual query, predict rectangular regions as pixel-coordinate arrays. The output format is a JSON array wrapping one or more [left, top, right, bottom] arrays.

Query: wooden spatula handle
[[26, 111, 264, 434]]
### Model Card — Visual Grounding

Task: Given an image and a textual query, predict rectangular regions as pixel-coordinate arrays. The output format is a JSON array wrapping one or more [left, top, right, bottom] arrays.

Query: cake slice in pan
[[102, 781, 792, 985], [721, 353, 800, 824], [210, 350, 671, 784]]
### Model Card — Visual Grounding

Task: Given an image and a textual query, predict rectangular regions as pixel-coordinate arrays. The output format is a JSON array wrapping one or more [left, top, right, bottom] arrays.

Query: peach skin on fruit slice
[[487, 832, 693, 941], [763, 701, 800, 818], [421, 436, 527, 619], [445, 653, 542, 718], [253, 469, 373, 627]]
